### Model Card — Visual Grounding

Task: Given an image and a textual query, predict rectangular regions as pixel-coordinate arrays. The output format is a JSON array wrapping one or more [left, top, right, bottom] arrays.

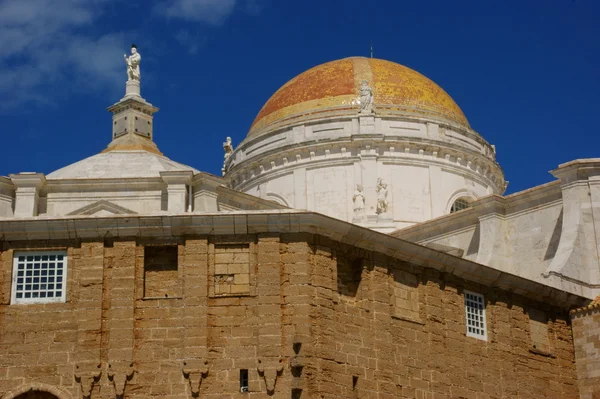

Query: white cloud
[[160, 0, 237, 25], [0, 0, 124, 109]]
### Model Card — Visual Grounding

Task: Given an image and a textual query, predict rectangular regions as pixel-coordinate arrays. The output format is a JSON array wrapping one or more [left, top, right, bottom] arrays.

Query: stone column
[[161, 171, 193, 213], [9, 172, 45, 217]]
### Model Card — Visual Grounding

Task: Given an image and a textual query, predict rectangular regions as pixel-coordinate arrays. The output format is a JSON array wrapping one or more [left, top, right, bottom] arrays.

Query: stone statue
[[222, 137, 233, 176], [124, 44, 141, 81], [359, 80, 374, 113], [376, 178, 388, 214], [352, 185, 365, 213], [223, 137, 233, 160]]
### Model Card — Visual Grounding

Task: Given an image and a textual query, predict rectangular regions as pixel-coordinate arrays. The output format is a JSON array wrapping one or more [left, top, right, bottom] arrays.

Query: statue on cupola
[[124, 44, 141, 81], [359, 80, 374, 114]]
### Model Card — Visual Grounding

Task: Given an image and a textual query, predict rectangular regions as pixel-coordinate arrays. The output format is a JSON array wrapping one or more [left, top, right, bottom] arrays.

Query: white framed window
[[464, 290, 487, 340], [11, 251, 68, 304]]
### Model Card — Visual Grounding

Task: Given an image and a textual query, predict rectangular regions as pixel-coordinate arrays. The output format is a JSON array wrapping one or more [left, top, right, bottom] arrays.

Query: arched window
[[450, 198, 471, 213]]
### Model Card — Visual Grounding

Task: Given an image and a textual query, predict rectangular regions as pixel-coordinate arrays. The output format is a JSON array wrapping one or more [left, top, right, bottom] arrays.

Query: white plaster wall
[[45, 189, 164, 215], [0, 194, 13, 217], [390, 165, 431, 223], [501, 203, 563, 279], [239, 158, 492, 230], [262, 173, 295, 207], [307, 166, 351, 222]]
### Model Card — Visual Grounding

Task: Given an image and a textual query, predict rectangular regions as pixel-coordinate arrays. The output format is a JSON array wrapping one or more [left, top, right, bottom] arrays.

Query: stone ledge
[[391, 315, 425, 325], [529, 347, 556, 358]]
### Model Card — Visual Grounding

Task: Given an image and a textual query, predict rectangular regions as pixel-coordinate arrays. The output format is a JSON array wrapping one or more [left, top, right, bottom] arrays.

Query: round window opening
[[450, 198, 471, 213]]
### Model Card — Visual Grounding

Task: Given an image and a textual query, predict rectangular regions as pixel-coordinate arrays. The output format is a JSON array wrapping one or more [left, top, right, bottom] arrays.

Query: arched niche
[[2, 383, 72, 399]]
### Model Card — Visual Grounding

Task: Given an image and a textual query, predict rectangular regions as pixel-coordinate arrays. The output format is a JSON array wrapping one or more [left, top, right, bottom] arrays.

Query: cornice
[[0, 210, 586, 308], [228, 116, 497, 172], [228, 140, 504, 194]]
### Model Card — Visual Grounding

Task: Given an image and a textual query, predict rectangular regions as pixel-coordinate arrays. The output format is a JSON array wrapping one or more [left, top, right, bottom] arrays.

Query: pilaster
[[161, 171, 193, 213]]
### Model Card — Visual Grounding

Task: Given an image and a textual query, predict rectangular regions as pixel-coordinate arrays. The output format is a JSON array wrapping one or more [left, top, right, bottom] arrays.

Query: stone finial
[[75, 363, 102, 399], [257, 358, 284, 395], [182, 360, 210, 397], [108, 362, 135, 398]]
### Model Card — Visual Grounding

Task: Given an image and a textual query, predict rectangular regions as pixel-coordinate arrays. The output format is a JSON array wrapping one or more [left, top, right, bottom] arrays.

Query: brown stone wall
[[306, 237, 578, 399], [572, 307, 600, 399], [0, 234, 579, 398]]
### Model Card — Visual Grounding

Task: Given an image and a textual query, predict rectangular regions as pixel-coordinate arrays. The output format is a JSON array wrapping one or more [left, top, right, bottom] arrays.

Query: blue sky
[[1, 0, 598, 194]]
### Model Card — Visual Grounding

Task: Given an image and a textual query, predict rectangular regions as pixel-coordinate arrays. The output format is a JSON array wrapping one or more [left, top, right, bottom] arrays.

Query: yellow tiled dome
[[247, 57, 469, 140]]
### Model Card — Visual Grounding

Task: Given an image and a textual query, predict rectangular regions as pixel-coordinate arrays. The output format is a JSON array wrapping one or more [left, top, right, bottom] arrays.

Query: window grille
[[11, 251, 67, 304], [464, 291, 487, 340], [451, 198, 471, 213]]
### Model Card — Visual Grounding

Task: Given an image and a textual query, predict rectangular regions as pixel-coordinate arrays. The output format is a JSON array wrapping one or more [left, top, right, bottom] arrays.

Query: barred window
[[451, 198, 471, 213], [464, 291, 487, 340], [11, 251, 67, 304]]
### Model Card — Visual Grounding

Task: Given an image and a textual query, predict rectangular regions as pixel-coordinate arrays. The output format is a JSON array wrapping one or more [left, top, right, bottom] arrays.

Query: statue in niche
[[376, 178, 388, 214], [124, 44, 141, 81], [359, 80, 374, 114], [352, 185, 365, 213]]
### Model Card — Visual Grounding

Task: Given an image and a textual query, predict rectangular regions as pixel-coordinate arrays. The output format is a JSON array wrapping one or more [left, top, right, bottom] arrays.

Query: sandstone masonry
[[0, 232, 580, 398]]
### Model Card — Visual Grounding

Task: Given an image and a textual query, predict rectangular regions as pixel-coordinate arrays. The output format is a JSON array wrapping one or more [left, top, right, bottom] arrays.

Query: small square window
[[12, 251, 67, 304], [464, 290, 487, 341]]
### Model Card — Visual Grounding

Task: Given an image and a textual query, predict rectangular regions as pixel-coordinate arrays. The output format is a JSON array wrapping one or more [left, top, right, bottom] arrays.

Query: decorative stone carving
[[182, 360, 209, 397], [75, 363, 102, 399], [359, 80, 374, 114], [352, 185, 365, 213], [107, 362, 135, 398], [257, 358, 284, 395], [376, 178, 388, 215], [124, 44, 141, 82]]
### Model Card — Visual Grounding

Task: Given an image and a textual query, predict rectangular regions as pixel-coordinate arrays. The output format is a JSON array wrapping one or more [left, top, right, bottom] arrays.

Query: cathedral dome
[[247, 57, 469, 140], [226, 56, 504, 232]]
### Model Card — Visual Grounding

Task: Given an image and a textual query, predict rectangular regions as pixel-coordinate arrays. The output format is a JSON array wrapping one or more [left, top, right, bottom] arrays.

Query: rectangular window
[[240, 369, 249, 393], [11, 251, 67, 304], [464, 291, 487, 340]]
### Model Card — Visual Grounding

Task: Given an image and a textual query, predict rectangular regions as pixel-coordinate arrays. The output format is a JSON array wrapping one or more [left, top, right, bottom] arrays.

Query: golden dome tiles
[[247, 57, 469, 140]]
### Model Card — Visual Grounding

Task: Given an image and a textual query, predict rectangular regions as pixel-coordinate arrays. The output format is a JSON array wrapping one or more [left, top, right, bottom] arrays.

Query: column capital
[[9, 172, 46, 189]]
